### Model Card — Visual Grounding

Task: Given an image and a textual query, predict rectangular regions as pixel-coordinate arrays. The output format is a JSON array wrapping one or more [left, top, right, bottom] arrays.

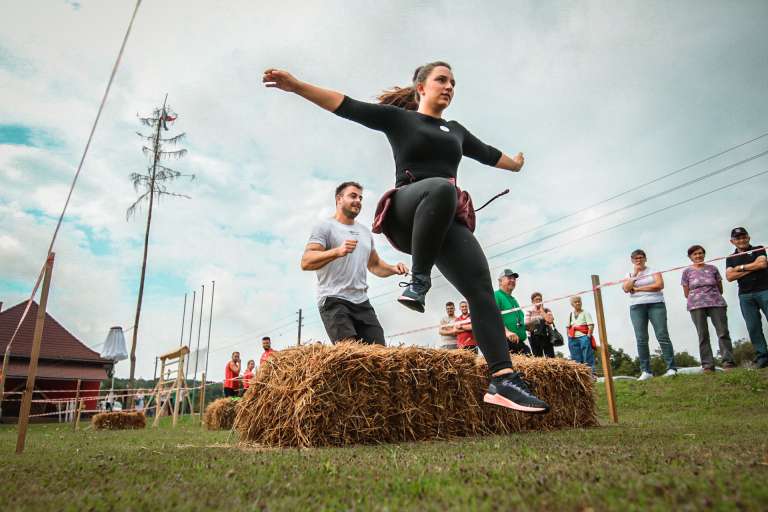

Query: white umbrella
[[100, 327, 128, 410]]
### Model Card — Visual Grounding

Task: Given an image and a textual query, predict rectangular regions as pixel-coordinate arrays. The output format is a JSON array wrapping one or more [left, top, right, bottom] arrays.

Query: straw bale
[[91, 411, 146, 430], [234, 342, 597, 447], [203, 397, 240, 430]]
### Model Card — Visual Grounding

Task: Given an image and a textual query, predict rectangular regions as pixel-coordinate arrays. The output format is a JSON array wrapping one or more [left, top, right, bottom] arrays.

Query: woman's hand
[[263, 68, 301, 93], [511, 152, 524, 171]]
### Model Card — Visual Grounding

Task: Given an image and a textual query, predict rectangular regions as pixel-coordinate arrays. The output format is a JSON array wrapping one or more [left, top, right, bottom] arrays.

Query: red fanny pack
[[373, 176, 506, 252]]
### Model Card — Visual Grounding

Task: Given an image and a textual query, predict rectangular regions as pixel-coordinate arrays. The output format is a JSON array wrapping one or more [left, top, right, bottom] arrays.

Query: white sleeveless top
[[628, 267, 664, 306]]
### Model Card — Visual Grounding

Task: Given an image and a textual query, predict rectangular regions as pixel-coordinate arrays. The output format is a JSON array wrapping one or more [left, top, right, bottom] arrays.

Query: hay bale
[[203, 397, 240, 430], [91, 411, 146, 430], [234, 343, 597, 447]]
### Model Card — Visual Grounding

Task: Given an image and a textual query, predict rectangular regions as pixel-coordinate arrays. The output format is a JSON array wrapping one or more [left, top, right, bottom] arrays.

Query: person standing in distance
[[260, 336, 275, 365], [725, 227, 768, 368], [438, 301, 459, 349], [302, 182, 408, 345]]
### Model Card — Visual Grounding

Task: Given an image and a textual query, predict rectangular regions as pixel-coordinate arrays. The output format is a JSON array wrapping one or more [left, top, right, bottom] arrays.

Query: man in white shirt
[[302, 182, 408, 344], [438, 301, 458, 349]]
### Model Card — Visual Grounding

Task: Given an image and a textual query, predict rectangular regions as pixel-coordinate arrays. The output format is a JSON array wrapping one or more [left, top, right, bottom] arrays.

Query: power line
[[364, 149, 767, 303]]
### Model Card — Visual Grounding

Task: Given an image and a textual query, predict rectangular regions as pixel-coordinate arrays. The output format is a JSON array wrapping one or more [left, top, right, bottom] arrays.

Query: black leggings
[[385, 177, 512, 374]]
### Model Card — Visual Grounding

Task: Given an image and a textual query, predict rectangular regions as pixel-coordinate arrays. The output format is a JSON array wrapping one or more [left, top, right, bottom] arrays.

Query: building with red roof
[[0, 301, 113, 421]]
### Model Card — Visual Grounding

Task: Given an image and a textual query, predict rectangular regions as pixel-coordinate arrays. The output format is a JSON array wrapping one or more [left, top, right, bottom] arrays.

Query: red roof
[[4, 360, 108, 381], [0, 301, 110, 364]]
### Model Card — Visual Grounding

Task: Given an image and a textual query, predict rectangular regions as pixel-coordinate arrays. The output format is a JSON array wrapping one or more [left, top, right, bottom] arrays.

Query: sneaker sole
[[483, 392, 549, 413], [397, 296, 425, 313]]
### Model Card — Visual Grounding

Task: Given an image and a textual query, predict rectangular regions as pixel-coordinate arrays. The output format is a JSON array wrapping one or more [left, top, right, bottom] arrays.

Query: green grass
[[1, 370, 767, 511]]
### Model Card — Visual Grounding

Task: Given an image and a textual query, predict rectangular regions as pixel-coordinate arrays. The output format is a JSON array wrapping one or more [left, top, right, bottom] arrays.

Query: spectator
[[260, 336, 276, 365], [438, 301, 458, 349], [681, 245, 735, 372], [566, 296, 595, 372], [455, 301, 477, 353], [242, 360, 256, 395], [224, 351, 241, 397], [135, 390, 145, 413], [526, 292, 556, 358], [494, 269, 532, 355], [725, 227, 768, 368], [622, 249, 677, 380]]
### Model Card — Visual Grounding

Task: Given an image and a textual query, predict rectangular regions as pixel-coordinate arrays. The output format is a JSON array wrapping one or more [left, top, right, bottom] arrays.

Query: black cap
[[731, 227, 749, 238], [498, 269, 519, 279]]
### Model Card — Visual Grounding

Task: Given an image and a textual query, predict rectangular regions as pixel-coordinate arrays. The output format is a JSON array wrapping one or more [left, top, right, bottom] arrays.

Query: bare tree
[[126, 94, 193, 402]]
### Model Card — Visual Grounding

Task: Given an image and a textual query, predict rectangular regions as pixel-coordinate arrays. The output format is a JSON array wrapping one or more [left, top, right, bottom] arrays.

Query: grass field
[[1, 370, 767, 511]]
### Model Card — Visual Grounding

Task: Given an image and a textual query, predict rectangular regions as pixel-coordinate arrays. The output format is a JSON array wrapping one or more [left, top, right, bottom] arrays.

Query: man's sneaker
[[637, 371, 653, 381], [663, 368, 678, 377], [722, 362, 736, 371], [397, 273, 431, 313], [483, 372, 550, 413]]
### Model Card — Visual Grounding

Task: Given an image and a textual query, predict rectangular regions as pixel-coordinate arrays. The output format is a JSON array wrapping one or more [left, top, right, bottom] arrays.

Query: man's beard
[[342, 205, 360, 219]]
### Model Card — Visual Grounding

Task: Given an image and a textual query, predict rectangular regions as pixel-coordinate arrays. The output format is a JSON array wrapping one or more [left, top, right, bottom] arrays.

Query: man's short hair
[[630, 249, 646, 259], [531, 291, 542, 301], [569, 295, 582, 304], [445, 301, 455, 307], [262, 336, 271, 341], [335, 181, 363, 198], [232, 351, 239, 357], [459, 300, 468, 305]]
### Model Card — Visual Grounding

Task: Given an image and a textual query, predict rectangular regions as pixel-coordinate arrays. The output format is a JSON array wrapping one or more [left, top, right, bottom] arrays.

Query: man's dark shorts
[[223, 387, 237, 398], [319, 297, 385, 345]]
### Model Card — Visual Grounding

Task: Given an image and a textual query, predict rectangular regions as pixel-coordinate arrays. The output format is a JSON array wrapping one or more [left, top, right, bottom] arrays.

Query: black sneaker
[[397, 273, 431, 313], [484, 372, 550, 413]]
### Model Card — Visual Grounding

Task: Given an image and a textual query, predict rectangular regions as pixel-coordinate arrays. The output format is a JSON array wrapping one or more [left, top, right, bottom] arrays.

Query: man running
[[302, 182, 408, 344]]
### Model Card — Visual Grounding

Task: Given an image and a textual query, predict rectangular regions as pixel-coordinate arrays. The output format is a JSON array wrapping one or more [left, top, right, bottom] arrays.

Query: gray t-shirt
[[308, 218, 374, 306]]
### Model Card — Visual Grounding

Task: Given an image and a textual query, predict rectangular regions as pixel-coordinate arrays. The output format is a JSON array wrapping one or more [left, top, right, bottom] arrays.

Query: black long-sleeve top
[[333, 96, 502, 187]]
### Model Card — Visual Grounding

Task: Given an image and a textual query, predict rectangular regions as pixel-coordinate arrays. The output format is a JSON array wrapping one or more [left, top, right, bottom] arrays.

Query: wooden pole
[[591, 275, 618, 423], [71, 379, 81, 429], [297, 308, 303, 346], [0, 347, 9, 421], [74, 400, 84, 431], [198, 371, 206, 425], [16, 252, 55, 454], [171, 351, 185, 427], [152, 357, 166, 427]]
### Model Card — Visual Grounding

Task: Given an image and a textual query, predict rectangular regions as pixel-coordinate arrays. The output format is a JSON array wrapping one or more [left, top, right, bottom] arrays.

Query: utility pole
[[297, 308, 303, 346], [178, 293, 187, 347]]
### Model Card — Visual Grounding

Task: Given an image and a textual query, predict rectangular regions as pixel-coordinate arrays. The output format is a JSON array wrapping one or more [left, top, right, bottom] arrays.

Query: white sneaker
[[663, 369, 678, 377], [637, 371, 653, 381]]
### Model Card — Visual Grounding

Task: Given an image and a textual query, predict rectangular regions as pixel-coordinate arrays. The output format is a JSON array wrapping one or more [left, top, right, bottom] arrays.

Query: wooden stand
[[148, 346, 194, 427], [16, 253, 56, 454], [592, 275, 619, 423]]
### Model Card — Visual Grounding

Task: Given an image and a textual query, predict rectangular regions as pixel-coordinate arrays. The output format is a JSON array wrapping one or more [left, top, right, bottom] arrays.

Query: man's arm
[[726, 255, 767, 282], [367, 248, 408, 278], [439, 322, 456, 336], [301, 241, 356, 271]]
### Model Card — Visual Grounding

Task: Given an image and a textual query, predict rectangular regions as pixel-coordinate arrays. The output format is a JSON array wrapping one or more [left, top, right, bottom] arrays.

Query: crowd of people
[[436, 226, 768, 376], [222, 336, 276, 397]]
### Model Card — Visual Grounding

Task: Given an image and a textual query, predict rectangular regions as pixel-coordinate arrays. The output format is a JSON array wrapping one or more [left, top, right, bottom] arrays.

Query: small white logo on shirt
[[440, 125, 450, 132]]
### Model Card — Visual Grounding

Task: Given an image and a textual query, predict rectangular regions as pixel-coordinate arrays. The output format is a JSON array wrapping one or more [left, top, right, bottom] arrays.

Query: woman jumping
[[263, 61, 549, 412]]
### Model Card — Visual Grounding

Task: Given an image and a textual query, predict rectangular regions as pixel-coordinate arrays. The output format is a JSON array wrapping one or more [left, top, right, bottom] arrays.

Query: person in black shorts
[[302, 182, 408, 345], [263, 61, 548, 413]]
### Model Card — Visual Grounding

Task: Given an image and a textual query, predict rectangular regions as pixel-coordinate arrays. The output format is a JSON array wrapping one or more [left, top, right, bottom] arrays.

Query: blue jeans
[[568, 335, 595, 372], [738, 289, 768, 363], [629, 302, 676, 374]]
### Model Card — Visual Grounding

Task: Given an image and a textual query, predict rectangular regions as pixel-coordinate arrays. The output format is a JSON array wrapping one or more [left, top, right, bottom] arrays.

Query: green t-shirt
[[494, 289, 527, 342]]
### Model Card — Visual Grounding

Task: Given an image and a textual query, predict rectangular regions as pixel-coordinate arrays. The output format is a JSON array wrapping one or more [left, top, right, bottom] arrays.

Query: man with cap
[[494, 269, 534, 355], [725, 227, 768, 368]]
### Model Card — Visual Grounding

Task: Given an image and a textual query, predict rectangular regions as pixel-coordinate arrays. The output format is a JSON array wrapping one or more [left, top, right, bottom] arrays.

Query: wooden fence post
[[592, 274, 618, 423], [75, 400, 84, 431], [71, 379, 81, 430], [16, 253, 55, 454], [198, 372, 206, 425]]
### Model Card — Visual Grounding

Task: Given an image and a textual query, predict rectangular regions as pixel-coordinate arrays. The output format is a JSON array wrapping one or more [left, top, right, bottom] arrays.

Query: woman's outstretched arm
[[263, 68, 344, 112]]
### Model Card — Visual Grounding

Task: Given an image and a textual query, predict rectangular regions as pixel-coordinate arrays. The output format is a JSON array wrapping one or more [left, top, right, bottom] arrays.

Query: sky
[[1, 0, 768, 381]]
